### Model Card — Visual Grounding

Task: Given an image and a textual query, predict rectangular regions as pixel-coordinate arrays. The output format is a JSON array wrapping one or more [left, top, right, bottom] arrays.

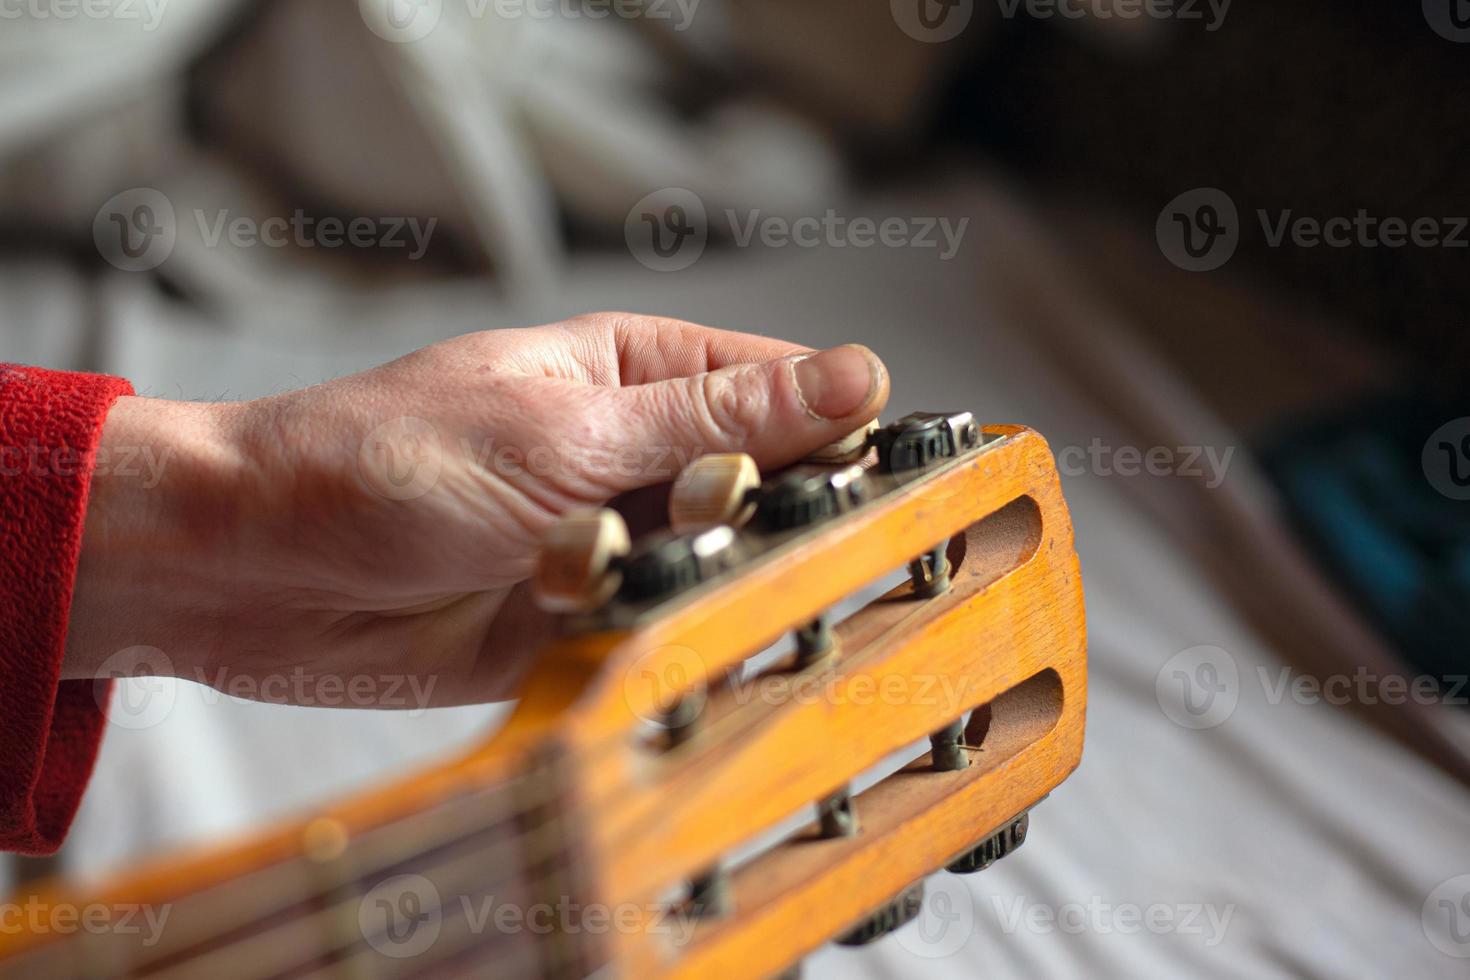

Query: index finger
[[560, 312, 814, 386]]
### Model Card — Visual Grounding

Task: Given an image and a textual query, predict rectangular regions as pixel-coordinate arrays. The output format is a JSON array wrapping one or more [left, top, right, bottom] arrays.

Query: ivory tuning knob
[[669, 453, 760, 532], [805, 420, 878, 465], [533, 508, 631, 613]]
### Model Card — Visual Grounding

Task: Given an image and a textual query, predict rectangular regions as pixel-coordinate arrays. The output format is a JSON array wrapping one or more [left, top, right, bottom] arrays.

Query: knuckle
[[697, 368, 763, 444]]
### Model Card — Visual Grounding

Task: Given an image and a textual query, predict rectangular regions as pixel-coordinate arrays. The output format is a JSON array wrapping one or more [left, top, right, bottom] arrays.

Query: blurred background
[[3, 1, 1470, 976]]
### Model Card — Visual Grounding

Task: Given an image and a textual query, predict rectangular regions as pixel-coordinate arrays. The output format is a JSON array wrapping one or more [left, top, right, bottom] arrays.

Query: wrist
[[64, 396, 248, 680]]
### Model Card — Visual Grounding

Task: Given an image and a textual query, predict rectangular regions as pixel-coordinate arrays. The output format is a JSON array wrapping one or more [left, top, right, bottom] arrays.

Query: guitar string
[[79, 451, 994, 972], [33, 467, 995, 978]]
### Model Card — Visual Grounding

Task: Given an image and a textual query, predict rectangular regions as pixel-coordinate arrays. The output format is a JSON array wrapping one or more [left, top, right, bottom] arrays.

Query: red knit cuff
[[0, 364, 133, 855]]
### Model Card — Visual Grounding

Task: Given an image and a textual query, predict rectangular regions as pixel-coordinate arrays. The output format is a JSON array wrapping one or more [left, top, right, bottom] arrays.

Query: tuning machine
[[835, 881, 926, 946], [873, 411, 982, 475], [946, 812, 1029, 874]]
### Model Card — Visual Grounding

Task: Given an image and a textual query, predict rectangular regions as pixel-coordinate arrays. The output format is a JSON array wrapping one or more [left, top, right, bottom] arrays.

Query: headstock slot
[[590, 495, 1053, 907], [653, 668, 1064, 979]]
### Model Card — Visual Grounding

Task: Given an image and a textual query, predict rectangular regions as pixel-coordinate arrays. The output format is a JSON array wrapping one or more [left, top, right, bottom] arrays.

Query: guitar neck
[[3, 748, 598, 980]]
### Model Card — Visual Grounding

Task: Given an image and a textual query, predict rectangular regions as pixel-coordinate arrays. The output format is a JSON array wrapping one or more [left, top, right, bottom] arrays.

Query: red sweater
[[0, 365, 132, 854]]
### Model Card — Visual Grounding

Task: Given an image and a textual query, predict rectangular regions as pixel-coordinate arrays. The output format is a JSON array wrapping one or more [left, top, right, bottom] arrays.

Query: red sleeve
[[0, 364, 133, 855]]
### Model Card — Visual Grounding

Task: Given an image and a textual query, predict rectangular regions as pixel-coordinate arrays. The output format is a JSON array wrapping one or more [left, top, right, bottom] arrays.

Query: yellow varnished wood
[[0, 424, 1086, 980]]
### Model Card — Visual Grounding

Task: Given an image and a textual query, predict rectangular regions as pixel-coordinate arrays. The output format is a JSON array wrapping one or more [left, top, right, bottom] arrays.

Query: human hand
[[65, 313, 889, 707]]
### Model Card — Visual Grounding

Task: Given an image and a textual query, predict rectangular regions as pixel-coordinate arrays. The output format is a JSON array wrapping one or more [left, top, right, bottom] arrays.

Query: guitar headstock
[[512, 413, 1088, 977], [0, 414, 1085, 980]]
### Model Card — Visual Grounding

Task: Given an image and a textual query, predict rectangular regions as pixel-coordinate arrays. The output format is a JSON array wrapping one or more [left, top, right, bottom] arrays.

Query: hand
[[65, 313, 889, 707]]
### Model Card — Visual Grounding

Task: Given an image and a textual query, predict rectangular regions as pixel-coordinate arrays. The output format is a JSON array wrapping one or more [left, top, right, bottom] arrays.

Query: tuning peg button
[[946, 812, 1029, 874], [835, 881, 925, 946], [532, 508, 631, 614], [805, 420, 878, 465], [670, 453, 760, 532]]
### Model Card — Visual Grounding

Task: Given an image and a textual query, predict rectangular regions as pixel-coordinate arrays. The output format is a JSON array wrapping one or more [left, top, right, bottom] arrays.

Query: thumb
[[603, 344, 889, 475]]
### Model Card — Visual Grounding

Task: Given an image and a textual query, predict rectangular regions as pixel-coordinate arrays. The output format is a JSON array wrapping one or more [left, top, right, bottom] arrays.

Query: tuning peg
[[908, 543, 951, 598], [804, 420, 878, 464], [873, 412, 981, 474], [816, 784, 858, 838], [670, 453, 760, 532], [929, 717, 969, 772], [687, 866, 732, 918], [835, 881, 925, 946], [532, 508, 631, 613], [794, 615, 834, 667], [946, 812, 1028, 874]]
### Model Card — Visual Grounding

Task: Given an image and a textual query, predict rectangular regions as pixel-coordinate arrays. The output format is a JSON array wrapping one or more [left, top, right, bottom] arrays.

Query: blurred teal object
[[1257, 393, 1470, 691]]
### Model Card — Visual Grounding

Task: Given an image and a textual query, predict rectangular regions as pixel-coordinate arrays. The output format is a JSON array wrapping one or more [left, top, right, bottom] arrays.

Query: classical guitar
[[1, 413, 1087, 980]]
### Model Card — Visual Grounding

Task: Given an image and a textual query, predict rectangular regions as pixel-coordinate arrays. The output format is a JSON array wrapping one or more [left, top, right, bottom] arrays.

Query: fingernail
[[792, 344, 880, 420]]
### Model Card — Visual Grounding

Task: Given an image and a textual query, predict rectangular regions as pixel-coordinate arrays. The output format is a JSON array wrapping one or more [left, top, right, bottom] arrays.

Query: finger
[[559, 312, 814, 386], [593, 343, 889, 479]]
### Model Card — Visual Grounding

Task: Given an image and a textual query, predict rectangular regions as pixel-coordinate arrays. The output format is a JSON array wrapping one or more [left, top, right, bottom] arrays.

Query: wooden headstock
[[0, 418, 1086, 980]]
